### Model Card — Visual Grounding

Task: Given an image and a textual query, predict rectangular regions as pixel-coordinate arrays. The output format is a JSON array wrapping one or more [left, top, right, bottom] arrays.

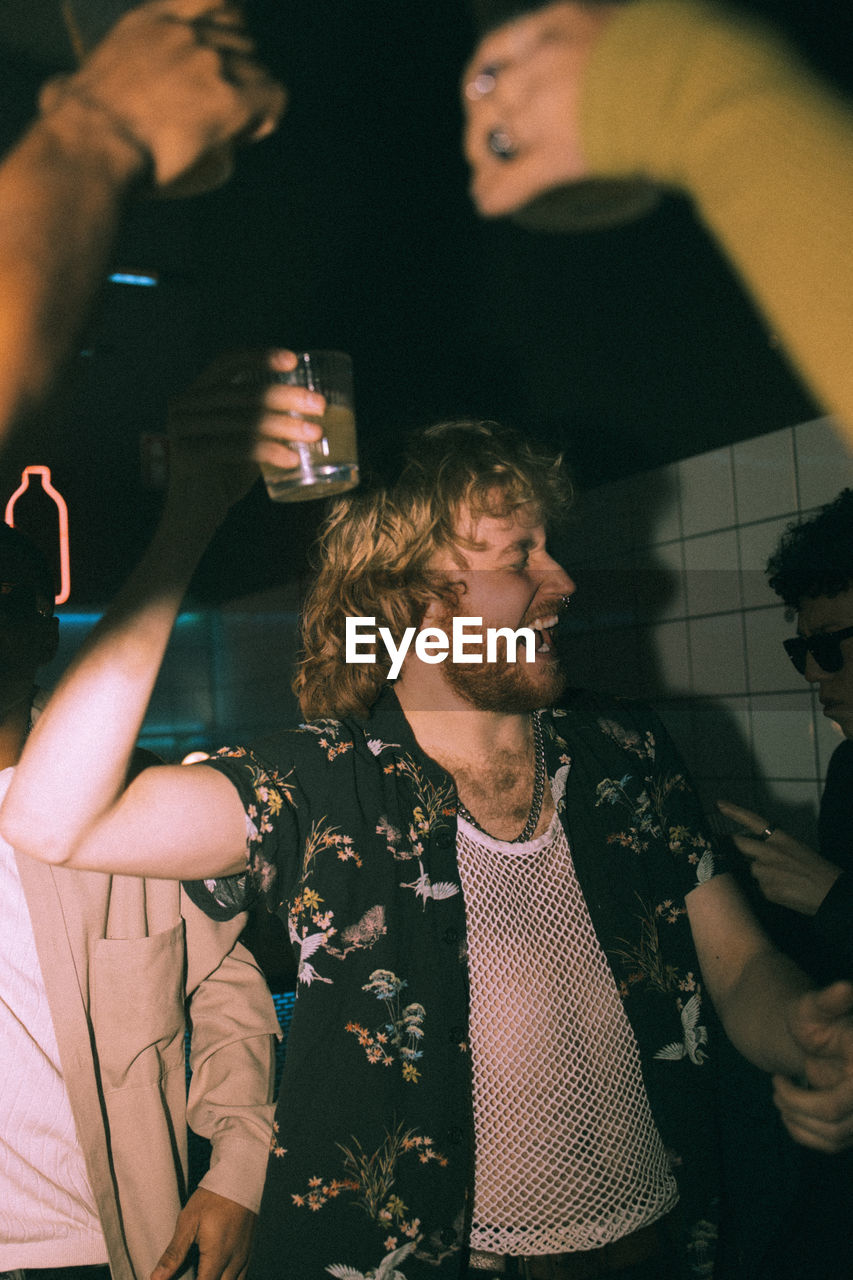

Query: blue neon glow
[[108, 272, 158, 287]]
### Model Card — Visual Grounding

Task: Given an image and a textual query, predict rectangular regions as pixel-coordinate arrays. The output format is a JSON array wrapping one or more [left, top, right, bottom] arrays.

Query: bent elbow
[[0, 807, 74, 866]]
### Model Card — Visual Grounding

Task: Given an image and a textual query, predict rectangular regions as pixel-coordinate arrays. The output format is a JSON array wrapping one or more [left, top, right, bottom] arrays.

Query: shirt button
[[442, 926, 459, 945], [435, 828, 454, 849], [439, 1227, 457, 1245]]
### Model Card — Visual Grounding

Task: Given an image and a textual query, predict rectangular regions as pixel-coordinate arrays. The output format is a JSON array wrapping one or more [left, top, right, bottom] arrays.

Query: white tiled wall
[[558, 417, 852, 843]]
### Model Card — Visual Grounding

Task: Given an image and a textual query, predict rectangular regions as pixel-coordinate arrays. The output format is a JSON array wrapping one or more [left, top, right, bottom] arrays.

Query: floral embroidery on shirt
[[687, 1218, 718, 1279], [380, 754, 456, 861], [292, 1123, 448, 1223], [611, 894, 682, 995], [299, 719, 355, 763], [346, 970, 426, 1081], [270, 1119, 287, 1159], [597, 718, 656, 761]]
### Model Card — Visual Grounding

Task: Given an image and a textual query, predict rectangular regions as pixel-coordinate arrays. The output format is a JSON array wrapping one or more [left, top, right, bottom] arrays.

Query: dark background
[[0, 0, 849, 604]]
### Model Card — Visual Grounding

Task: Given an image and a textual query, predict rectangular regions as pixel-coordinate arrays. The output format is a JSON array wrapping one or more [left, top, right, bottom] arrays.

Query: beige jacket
[[16, 852, 280, 1280]]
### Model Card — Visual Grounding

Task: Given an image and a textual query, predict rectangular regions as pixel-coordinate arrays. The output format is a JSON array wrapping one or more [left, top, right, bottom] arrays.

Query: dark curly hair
[[767, 488, 853, 610]]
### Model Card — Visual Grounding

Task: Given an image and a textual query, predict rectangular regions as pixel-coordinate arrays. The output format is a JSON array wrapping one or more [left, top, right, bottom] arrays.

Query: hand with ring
[[461, 2, 619, 216], [42, 0, 287, 191], [717, 799, 843, 916]]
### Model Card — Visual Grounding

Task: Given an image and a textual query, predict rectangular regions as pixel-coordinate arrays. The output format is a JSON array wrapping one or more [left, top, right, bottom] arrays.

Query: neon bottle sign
[[5, 466, 71, 604]]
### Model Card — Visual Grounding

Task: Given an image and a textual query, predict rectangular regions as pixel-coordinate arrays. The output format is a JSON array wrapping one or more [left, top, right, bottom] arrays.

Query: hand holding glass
[[261, 350, 358, 503]]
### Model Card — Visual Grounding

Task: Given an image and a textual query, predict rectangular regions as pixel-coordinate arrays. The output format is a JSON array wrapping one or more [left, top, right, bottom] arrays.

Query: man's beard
[[439, 623, 567, 713]]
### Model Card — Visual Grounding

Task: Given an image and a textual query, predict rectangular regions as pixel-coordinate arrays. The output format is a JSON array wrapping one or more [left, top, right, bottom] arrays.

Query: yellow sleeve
[[580, 0, 853, 441]]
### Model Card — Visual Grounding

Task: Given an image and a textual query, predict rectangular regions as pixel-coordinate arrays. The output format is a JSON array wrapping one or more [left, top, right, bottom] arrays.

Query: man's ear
[[421, 594, 444, 625]]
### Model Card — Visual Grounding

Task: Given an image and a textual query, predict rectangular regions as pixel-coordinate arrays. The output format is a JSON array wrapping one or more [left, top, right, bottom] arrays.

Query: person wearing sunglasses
[[717, 486, 853, 971], [717, 488, 853, 1280]]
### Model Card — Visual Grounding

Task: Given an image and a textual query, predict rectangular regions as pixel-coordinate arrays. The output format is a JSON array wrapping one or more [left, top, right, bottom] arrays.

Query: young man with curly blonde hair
[[4, 359, 853, 1280]]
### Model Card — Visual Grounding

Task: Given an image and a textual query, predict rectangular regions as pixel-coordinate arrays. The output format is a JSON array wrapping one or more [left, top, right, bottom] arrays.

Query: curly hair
[[293, 420, 572, 719], [767, 487, 853, 610]]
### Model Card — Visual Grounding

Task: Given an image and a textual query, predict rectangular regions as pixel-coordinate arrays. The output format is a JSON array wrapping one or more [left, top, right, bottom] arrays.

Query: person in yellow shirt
[[462, 0, 853, 443]]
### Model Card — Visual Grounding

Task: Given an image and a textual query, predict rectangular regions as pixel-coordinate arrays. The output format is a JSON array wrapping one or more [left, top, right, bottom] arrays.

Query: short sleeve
[[183, 745, 298, 922], [589, 697, 728, 892]]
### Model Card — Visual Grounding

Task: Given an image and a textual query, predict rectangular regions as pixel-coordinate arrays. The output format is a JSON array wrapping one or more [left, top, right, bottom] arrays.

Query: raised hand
[[43, 0, 287, 190], [462, 2, 618, 217], [774, 982, 853, 1152], [717, 798, 842, 915], [165, 348, 325, 524]]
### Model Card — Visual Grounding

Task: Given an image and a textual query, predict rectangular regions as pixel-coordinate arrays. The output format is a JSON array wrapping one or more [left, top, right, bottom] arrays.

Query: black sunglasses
[[783, 625, 853, 674]]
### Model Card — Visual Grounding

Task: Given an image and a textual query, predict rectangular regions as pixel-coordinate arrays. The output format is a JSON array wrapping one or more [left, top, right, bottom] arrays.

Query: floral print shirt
[[185, 688, 726, 1280]]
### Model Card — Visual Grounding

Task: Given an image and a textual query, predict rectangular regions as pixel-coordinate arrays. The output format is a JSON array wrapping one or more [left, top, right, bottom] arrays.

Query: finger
[[246, 83, 288, 141], [467, 148, 558, 218], [466, 7, 552, 80], [151, 1227, 192, 1280], [780, 1111, 853, 1153], [715, 800, 775, 841], [775, 1087, 853, 1143], [712, 798, 773, 849], [814, 981, 853, 1022], [194, 1248, 233, 1280], [264, 382, 326, 412], [207, 55, 287, 129], [730, 833, 773, 863], [257, 407, 325, 442], [171, 383, 325, 419], [788, 983, 853, 1059], [152, 0, 247, 21], [38, 73, 70, 115], [715, 799, 762, 826], [172, 408, 324, 445], [253, 438, 305, 471]]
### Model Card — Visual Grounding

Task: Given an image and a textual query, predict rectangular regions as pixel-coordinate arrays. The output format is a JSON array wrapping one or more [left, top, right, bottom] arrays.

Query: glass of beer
[[261, 350, 359, 502]]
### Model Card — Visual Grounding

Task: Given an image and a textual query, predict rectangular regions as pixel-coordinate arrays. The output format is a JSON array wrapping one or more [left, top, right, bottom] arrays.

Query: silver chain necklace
[[455, 711, 546, 844]]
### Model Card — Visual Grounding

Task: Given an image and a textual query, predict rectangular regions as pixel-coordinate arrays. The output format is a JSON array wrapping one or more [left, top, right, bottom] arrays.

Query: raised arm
[[463, 0, 853, 439], [0, 0, 285, 440], [0, 350, 324, 880]]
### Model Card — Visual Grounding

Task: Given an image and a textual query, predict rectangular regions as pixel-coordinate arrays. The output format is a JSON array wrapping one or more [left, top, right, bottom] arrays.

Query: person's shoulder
[[829, 736, 853, 764], [249, 715, 361, 766], [826, 736, 853, 780]]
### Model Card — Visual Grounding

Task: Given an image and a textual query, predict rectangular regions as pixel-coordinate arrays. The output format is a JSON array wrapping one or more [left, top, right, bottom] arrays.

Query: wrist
[[805, 863, 844, 915], [160, 479, 233, 549], [38, 89, 153, 191]]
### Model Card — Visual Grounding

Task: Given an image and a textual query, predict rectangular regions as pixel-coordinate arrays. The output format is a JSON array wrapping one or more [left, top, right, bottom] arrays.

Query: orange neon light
[[4, 466, 71, 604]]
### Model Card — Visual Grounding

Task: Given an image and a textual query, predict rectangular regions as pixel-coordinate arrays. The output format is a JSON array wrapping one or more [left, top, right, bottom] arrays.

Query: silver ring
[[487, 128, 518, 161], [756, 826, 775, 841], [465, 63, 503, 101], [560, 594, 573, 608]]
